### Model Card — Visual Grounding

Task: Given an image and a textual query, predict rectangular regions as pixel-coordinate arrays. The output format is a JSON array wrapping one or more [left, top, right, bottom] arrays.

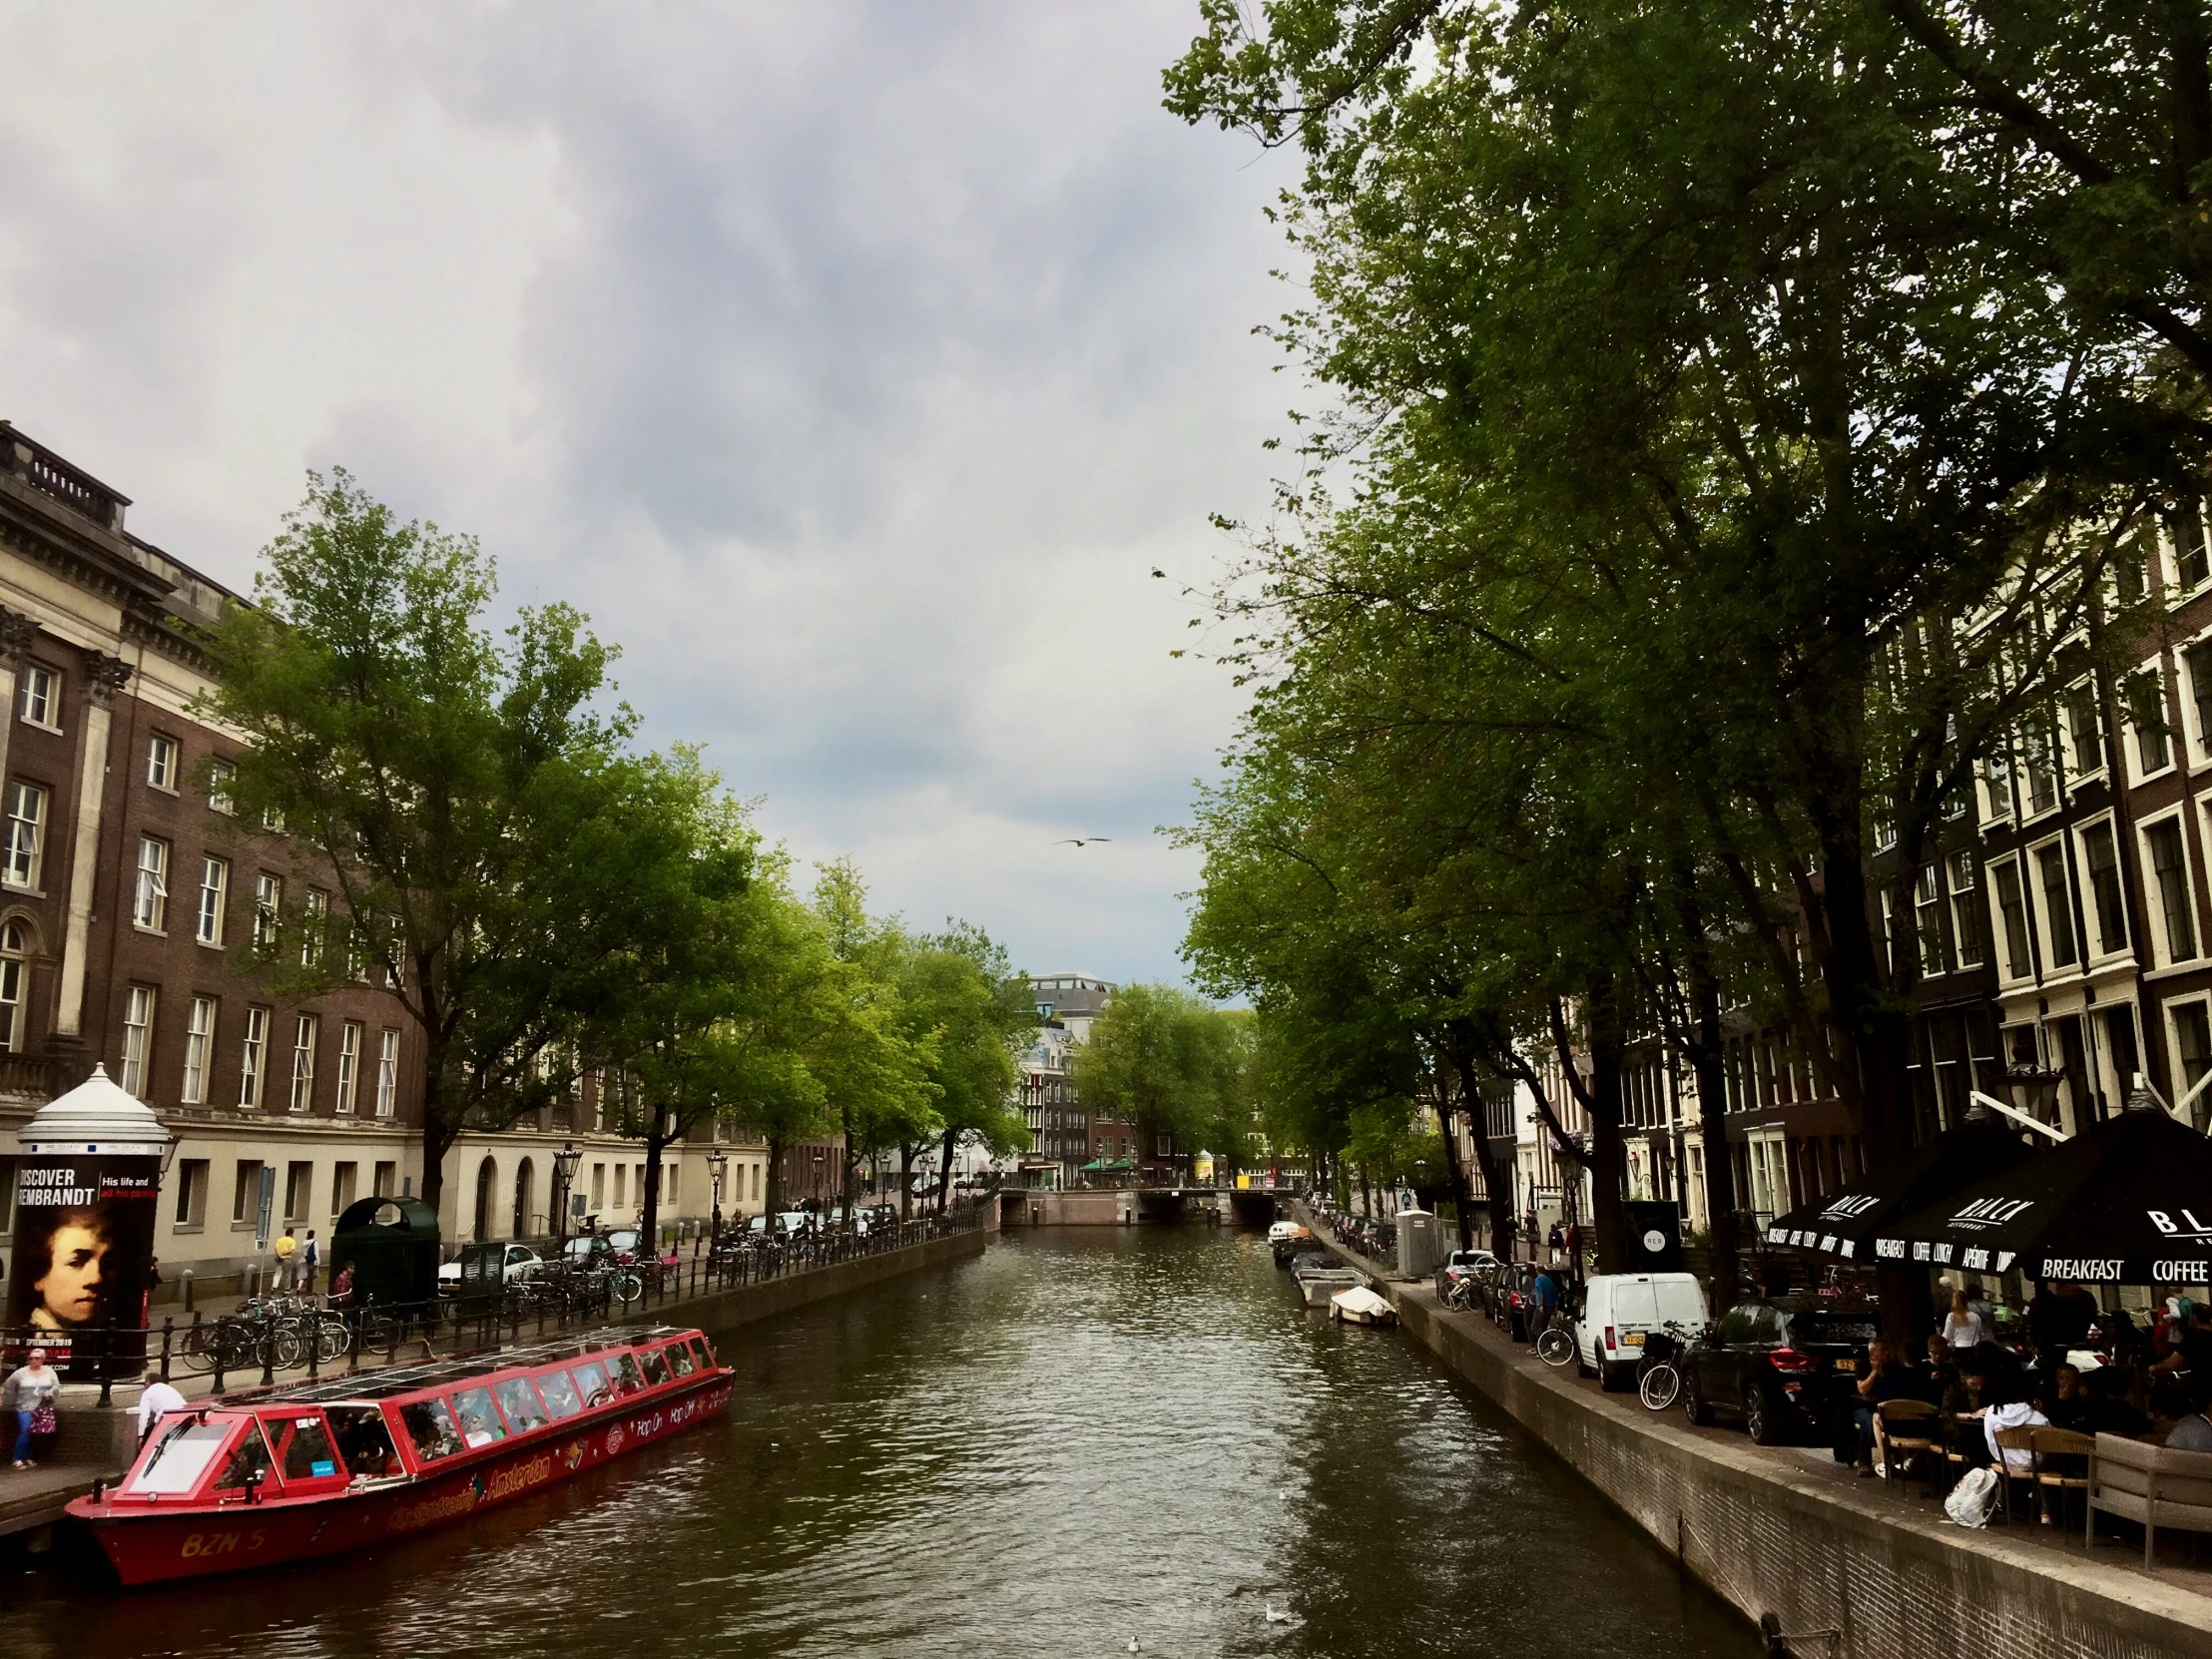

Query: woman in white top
[[1941, 1288, 1985, 1351]]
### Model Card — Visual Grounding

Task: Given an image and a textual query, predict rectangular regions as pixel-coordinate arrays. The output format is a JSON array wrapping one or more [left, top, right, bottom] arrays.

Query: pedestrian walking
[[1528, 1268, 1561, 1354], [4, 1347, 60, 1469], [301, 1229, 320, 1294], [273, 1228, 297, 1292], [1546, 1222, 1563, 1267], [136, 1369, 186, 1444]]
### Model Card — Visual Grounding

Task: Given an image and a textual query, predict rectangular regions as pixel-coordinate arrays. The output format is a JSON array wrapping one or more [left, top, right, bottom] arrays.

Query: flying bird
[[1052, 836, 1113, 847]]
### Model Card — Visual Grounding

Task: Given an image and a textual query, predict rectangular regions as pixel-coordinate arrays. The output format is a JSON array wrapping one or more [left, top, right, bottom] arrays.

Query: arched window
[[513, 1158, 535, 1240], [0, 920, 27, 1053], [473, 1156, 498, 1242]]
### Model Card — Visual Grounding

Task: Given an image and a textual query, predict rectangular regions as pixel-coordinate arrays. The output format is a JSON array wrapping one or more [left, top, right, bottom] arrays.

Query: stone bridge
[[996, 1186, 1282, 1227]]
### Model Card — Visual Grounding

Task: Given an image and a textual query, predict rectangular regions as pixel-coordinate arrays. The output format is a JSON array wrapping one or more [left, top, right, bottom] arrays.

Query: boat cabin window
[[571, 1361, 612, 1409], [493, 1376, 549, 1433], [265, 1413, 341, 1481], [398, 1397, 466, 1464], [326, 1405, 399, 1477], [537, 1368, 585, 1420], [131, 1419, 232, 1496], [606, 1352, 645, 1396], [689, 1337, 713, 1371], [665, 1342, 696, 1379], [451, 1386, 508, 1448], [213, 1418, 276, 1493], [638, 1347, 672, 1387]]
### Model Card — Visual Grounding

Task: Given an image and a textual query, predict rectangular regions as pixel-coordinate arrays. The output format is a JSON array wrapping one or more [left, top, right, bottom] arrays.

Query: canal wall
[[1292, 1209, 2212, 1659]]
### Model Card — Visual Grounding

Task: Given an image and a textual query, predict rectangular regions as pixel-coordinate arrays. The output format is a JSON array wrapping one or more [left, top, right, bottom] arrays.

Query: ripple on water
[[6, 1230, 1758, 1659]]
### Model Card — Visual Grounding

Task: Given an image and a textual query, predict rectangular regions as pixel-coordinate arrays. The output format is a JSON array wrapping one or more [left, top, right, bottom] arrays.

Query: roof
[[215, 1325, 700, 1405]]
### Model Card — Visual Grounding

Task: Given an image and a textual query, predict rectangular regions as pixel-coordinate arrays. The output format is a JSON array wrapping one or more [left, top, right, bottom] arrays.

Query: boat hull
[[74, 1371, 733, 1587]]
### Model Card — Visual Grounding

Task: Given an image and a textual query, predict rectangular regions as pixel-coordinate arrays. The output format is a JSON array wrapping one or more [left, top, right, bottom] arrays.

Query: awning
[[1764, 1110, 2036, 1262], [1864, 1099, 2212, 1287], [1079, 1158, 1134, 1172]]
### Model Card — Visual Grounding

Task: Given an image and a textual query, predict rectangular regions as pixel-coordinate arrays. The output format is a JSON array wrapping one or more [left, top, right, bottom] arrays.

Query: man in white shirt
[[136, 1369, 186, 1443]]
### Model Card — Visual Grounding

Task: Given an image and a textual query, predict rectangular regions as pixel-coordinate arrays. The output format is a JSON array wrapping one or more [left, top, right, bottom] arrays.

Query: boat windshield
[[537, 1368, 584, 1420], [638, 1347, 671, 1387], [212, 1419, 276, 1493], [572, 1361, 612, 1409], [130, 1419, 232, 1496], [398, 1397, 466, 1464], [493, 1375, 549, 1433]]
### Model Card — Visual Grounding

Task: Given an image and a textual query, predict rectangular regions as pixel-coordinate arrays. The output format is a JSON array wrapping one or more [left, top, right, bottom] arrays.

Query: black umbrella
[[1870, 1096, 2212, 1288], [1764, 1107, 2037, 1266]]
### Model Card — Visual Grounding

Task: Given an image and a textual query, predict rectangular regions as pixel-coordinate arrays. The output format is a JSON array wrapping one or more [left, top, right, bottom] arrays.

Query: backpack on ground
[[1944, 1465, 1998, 1528]]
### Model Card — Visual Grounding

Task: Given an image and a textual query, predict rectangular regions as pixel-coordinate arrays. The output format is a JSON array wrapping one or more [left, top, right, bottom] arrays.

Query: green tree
[[1069, 984, 1232, 1180], [204, 470, 665, 1219], [896, 923, 1030, 1213]]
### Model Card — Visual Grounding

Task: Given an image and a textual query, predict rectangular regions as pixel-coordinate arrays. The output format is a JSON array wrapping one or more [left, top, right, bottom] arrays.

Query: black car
[[1681, 1298, 1882, 1445], [1487, 1261, 1567, 1343]]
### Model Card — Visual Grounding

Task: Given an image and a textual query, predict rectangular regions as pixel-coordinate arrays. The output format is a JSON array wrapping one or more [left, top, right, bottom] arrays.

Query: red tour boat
[[67, 1325, 734, 1586]]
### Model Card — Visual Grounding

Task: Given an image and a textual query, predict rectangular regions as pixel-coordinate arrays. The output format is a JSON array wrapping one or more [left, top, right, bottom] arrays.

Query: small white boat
[[1294, 1265, 1366, 1307], [1329, 1286, 1397, 1327]]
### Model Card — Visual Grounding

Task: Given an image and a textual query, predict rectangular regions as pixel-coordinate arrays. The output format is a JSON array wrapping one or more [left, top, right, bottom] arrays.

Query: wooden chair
[[1992, 1426, 2040, 1524], [1877, 1398, 1941, 1496], [2030, 1427, 2094, 1531], [2086, 1432, 2212, 1565]]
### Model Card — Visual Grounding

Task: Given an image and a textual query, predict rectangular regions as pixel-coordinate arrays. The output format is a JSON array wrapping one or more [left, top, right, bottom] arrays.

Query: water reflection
[[8, 1229, 1755, 1658]]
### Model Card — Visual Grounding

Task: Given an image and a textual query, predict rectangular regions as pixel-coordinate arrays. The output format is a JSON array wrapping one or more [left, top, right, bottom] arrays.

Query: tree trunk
[[417, 1057, 457, 1219], [933, 1126, 957, 1214], [1586, 1040, 1630, 1275], [899, 1140, 921, 1221], [1687, 964, 1743, 1308], [1444, 1043, 1513, 1257], [639, 1117, 670, 1259], [764, 1135, 787, 1220]]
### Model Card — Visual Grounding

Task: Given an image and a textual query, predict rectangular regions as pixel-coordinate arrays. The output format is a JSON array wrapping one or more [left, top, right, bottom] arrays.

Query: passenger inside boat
[[398, 1396, 467, 1464], [326, 1405, 400, 1478]]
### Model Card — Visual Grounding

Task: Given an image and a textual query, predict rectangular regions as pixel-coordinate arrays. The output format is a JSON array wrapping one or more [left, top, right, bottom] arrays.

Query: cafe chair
[[1991, 1426, 2040, 1525], [1876, 1398, 1941, 1497], [2086, 1432, 2212, 1566], [2029, 1427, 2094, 1531]]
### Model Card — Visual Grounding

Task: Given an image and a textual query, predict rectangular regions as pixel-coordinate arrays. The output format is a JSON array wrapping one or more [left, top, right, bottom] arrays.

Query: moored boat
[[1329, 1286, 1397, 1327], [1267, 1220, 1311, 1266], [67, 1324, 732, 1586]]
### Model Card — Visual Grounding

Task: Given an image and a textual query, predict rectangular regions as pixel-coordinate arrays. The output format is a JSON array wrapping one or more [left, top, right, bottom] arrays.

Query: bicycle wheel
[[271, 1324, 305, 1371], [214, 1321, 260, 1374], [1639, 1363, 1681, 1412], [1535, 1326, 1575, 1368], [178, 1324, 219, 1374], [613, 1272, 644, 1306], [314, 1315, 351, 1364]]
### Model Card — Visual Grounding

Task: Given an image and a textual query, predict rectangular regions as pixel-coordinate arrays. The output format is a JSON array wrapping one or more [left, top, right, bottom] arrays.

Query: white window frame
[[239, 1005, 269, 1109], [375, 1028, 399, 1117], [120, 985, 155, 1096], [300, 888, 326, 968], [3, 781, 45, 889], [2140, 810, 2201, 967], [183, 995, 216, 1105], [335, 1021, 361, 1114], [290, 1012, 317, 1113], [134, 836, 169, 932], [146, 733, 179, 792], [209, 760, 236, 817], [254, 872, 281, 952], [17, 664, 58, 732], [0, 922, 25, 1053], [2028, 835, 2079, 972], [1946, 849, 1985, 969], [2075, 814, 2132, 962], [196, 854, 228, 947]]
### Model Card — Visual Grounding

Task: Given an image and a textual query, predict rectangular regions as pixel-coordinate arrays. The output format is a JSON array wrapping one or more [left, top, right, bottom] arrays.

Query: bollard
[[261, 1329, 276, 1387], [183, 1269, 196, 1315], [160, 1318, 175, 1382]]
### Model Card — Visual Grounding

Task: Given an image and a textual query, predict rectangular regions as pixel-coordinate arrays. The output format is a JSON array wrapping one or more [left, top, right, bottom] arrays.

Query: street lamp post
[[707, 1148, 728, 1249], [552, 1141, 582, 1264]]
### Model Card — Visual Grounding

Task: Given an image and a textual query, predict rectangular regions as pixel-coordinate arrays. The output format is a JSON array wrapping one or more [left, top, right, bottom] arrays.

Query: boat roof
[[213, 1326, 704, 1407]]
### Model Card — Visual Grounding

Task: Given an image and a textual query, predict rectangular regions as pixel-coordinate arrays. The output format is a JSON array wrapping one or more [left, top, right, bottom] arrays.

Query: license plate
[[1835, 1359, 1857, 1373], [1621, 1332, 1645, 1348]]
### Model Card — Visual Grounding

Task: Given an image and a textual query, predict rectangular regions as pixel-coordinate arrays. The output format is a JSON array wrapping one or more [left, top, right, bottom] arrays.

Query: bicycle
[[1533, 1308, 1577, 1368], [1635, 1321, 1700, 1412]]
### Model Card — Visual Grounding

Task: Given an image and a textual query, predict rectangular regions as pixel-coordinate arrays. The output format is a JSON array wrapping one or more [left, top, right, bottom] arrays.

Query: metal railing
[[4, 1202, 986, 1407]]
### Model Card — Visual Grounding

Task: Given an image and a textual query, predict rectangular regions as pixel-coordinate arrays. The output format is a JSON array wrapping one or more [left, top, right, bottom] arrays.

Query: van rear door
[[1610, 1279, 1661, 1348]]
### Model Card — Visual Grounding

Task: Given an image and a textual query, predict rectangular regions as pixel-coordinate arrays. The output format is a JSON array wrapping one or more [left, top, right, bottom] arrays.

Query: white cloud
[[0, 0, 1300, 986]]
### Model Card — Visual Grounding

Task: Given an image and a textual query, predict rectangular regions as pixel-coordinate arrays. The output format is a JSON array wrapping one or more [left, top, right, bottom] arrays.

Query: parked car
[[1435, 1248, 1498, 1299], [1679, 1297, 1883, 1444], [563, 1228, 642, 1264], [1573, 1273, 1710, 1391], [437, 1243, 545, 1288], [1487, 1261, 1556, 1342]]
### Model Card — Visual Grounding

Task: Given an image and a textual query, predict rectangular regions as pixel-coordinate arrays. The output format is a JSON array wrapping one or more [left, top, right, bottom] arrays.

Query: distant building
[[1015, 972, 1113, 1188]]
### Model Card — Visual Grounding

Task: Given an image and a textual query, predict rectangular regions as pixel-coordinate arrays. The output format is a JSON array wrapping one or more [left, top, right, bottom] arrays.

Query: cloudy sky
[[0, 2, 1301, 989]]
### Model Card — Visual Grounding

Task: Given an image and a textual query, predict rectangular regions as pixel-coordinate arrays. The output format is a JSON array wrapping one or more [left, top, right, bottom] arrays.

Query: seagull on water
[[1127, 1640, 1141, 1653], [1266, 1603, 1292, 1623], [1054, 836, 1113, 848]]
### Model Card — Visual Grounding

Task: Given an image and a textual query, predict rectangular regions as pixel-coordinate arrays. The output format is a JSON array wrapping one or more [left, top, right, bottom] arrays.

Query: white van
[[1575, 1273, 1709, 1391]]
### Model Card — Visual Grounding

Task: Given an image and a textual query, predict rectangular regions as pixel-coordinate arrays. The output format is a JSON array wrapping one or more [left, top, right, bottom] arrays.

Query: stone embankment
[[1294, 1204, 2212, 1659]]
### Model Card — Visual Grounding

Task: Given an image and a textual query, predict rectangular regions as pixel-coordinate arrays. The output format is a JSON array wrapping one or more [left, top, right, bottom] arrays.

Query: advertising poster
[[7, 1153, 161, 1380]]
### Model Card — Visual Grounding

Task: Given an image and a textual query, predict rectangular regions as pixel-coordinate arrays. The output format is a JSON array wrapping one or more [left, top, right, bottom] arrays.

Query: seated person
[[1983, 1381, 2049, 1475], [2039, 1362, 2089, 1430], [2079, 1366, 2153, 1437], [1914, 1335, 1959, 1405], [2166, 1382, 2212, 1453], [1853, 1338, 1912, 1476], [1942, 1369, 1992, 1466]]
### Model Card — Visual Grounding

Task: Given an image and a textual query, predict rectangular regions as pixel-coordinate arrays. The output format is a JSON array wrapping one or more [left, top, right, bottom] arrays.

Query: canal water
[[10, 1230, 1756, 1658]]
